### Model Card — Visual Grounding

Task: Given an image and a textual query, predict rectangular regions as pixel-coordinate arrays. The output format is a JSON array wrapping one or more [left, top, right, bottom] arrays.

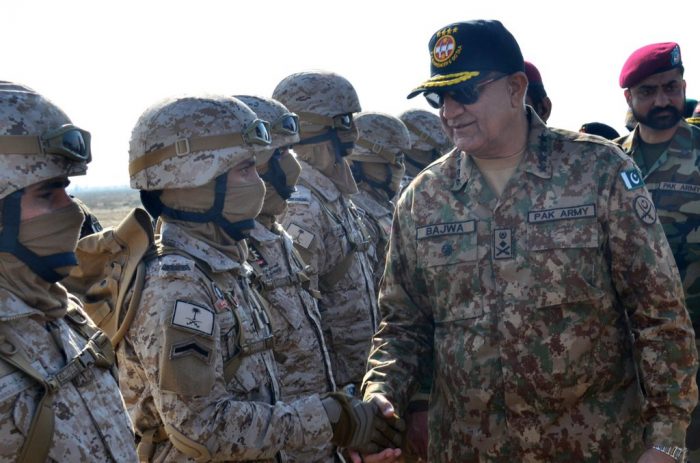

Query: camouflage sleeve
[[362, 187, 435, 411], [606, 156, 699, 446], [128, 263, 332, 460]]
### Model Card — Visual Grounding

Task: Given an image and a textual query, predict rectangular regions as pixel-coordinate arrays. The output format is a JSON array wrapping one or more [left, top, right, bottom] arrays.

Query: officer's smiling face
[[440, 72, 527, 158]]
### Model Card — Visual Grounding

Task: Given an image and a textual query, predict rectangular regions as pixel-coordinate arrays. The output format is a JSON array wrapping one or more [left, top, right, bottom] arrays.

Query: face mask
[[260, 149, 302, 217], [222, 175, 266, 225], [296, 142, 358, 195], [356, 161, 405, 199]]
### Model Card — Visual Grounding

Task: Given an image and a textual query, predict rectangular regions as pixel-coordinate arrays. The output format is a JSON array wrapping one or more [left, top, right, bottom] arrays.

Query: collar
[[451, 108, 552, 192], [620, 120, 696, 159], [160, 222, 244, 273], [248, 220, 279, 244], [298, 159, 341, 202]]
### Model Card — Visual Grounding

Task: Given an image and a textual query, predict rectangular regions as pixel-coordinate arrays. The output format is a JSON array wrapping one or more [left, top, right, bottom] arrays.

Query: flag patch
[[620, 168, 644, 190]]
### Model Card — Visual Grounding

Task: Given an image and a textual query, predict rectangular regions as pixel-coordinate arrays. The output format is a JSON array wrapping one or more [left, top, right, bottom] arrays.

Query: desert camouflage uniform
[[117, 222, 332, 462], [398, 109, 452, 190], [280, 160, 378, 390], [0, 291, 136, 462], [351, 189, 392, 286], [247, 218, 338, 462], [364, 111, 698, 462]]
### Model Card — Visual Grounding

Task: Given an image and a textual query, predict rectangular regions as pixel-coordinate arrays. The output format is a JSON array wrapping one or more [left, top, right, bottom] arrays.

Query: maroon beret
[[619, 42, 682, 88], [524, 61, 543, 85]]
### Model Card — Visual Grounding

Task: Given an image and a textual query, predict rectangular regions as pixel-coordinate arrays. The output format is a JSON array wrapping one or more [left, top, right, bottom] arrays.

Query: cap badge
[[671, 45, 681, 66]]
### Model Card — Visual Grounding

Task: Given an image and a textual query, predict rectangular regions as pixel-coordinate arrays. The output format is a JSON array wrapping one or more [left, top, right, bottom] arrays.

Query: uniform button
[[441, 243, 453, 256]]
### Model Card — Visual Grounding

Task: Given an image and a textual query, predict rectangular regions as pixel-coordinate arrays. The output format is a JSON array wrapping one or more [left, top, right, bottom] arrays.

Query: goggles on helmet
[[423, 74, 507, 109], [297, 112, 354, 131], [271, 113, 300, 136], [243, 119, 272, 145], [0, 124, 92, 162]]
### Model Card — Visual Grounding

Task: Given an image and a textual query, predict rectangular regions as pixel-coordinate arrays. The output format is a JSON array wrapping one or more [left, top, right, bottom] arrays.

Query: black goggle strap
[[0, 191, 76, 283], [298, 128, 353, 162], [351, 162, 395, 197], [260, 149, 295, 200], [148, 174, 254, 241]]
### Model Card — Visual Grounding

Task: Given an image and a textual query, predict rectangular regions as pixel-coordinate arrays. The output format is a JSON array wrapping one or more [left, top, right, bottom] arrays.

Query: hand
[[636, 448, 678, 463], [321, 392, 405, 453], [405, 410, 428, 460], [348, 447, 402, 463]]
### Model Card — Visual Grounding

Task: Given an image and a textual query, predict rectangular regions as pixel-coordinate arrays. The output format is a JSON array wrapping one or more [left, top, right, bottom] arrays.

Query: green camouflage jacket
[[364, 112, 698, 462], [616, 121, 700, 333]]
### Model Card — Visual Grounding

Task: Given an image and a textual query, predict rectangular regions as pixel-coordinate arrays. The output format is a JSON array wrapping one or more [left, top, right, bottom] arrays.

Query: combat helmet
[[236, 95, 301, 200], [0, 81, 92, 281], [273, 71, 361, 159], [348, 112, 410, 198], [128, 95, 271, 239], [398, 109, 453, 176]]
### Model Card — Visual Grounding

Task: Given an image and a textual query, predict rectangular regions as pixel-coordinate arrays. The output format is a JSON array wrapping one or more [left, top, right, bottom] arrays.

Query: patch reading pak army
[[619, 168, 644, 190], [171, 301, 214, 336], [416, 220, 475, 240], [634, 195, 657, 225], [528, 204, 596, 223], [493, 229, 513, 260], [656, 182, 700, 195], [287, 223, 315, 249]]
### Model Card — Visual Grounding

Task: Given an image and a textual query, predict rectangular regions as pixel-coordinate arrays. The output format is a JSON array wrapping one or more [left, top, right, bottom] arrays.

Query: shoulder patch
[[287, 223, 315, 249], [619, 168, 644, 190], [288, 186, 311, 204], [171, 300, 214, 336], [633, 195, 657, 225]]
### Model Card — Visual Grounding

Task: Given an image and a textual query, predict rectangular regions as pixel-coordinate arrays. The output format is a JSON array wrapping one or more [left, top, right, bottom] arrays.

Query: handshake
[[321, 392, 405, 453]]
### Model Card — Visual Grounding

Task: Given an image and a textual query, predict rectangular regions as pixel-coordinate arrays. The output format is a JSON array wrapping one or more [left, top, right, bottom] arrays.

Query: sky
[[3, 0, 698, 190]]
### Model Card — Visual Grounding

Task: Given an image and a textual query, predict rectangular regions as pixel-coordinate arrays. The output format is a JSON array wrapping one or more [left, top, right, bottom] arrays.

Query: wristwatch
[[651, 445, 687, 462]]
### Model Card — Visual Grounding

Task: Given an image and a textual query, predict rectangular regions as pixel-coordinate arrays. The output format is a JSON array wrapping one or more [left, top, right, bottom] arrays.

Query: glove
[[321, 392, 405, 453]]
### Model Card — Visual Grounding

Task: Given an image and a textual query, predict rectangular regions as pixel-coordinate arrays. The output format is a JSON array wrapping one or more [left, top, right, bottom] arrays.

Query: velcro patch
[[619, 168, 644, 190], [416, 220, 475, 240], [287, 223, 315, 249], [171, 301, 214, 336], [528, 204, 596, 223], [634, 195, 657, 225], [170, 340, 212, 363]]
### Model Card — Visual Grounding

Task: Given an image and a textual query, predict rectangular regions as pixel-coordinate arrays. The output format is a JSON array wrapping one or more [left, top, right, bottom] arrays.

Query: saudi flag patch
[[619, 168, 644, 190]]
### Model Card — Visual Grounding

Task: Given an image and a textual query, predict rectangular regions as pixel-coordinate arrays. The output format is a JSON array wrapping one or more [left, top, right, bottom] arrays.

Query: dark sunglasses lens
[[336, 114, 352, 130], [424, 92, 442, 109], [255, 123, 271, 143], [62, 130, 88, 158], [452, 86, 479, 105]]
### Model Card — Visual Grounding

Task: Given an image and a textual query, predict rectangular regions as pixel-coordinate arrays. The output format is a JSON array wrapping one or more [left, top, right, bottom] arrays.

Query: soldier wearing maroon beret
[[524, 61, 552, 122], [615, 42, 700, 460]]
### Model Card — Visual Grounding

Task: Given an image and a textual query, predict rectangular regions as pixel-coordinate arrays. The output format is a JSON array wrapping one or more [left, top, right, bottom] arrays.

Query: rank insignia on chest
[[493, 228, 513, 259], [620, 168, 644, 190]]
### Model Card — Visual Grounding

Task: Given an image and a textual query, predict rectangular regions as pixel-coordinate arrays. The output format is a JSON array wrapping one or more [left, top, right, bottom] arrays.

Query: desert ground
[[73, 187, 143, 229]]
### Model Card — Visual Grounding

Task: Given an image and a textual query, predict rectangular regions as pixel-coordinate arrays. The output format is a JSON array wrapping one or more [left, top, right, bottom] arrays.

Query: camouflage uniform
[[0, 81, 137, 463], [118, 222, 331, 462], [274, 72, 379, 391], [398, 109, 452, 190], [364, 112, 698, 462], [616, 120, 700, 451], [348, 112, 410, 288], [281, 161, 378, 389]]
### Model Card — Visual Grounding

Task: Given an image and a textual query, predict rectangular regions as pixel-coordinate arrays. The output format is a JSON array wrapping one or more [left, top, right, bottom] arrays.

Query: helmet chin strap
[[140, 174, 254, 241], [297, 128, 354, 163], [0, 190, 77, 283], [350, 162, 396, 198], [260, 149, 295, 199]]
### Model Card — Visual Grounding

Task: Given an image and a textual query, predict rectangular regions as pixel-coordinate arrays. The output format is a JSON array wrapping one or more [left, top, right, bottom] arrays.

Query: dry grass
[[73, 188, 143, 229]]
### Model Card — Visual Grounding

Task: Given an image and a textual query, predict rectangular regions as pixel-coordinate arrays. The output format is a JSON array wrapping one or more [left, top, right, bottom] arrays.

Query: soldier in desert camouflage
[[273, 71, 379, 396], [614, 41, 700, 460], [347, 112, 409, 287], [121, 94, 403, 462], [236, 94, 339, 463], [362, 20, 698, 463], [0, 81, 137, 462], [398, 109, 452, 190]]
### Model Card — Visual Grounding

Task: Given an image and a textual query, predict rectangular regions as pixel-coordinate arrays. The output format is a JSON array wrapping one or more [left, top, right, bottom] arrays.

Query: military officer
[[0, 81, 137, 462], [362, 20, 698, 463], [615, 41, 700, 459]]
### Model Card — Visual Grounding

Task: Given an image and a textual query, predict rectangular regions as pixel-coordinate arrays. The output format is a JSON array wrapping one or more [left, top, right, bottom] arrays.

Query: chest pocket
[[416, 221, 481, 322], [526, 217, 601, 308]]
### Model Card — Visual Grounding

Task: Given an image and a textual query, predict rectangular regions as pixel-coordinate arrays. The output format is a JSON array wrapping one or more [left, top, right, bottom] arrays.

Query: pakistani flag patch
[[619, 168, 644, 190]]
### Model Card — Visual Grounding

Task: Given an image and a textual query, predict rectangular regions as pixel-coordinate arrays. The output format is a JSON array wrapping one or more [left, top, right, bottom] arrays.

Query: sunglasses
[[243, 119, 272, 146], [271, 113, 300, 136], [424, 75, 507, 109], [0, 124, 92, 162]]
